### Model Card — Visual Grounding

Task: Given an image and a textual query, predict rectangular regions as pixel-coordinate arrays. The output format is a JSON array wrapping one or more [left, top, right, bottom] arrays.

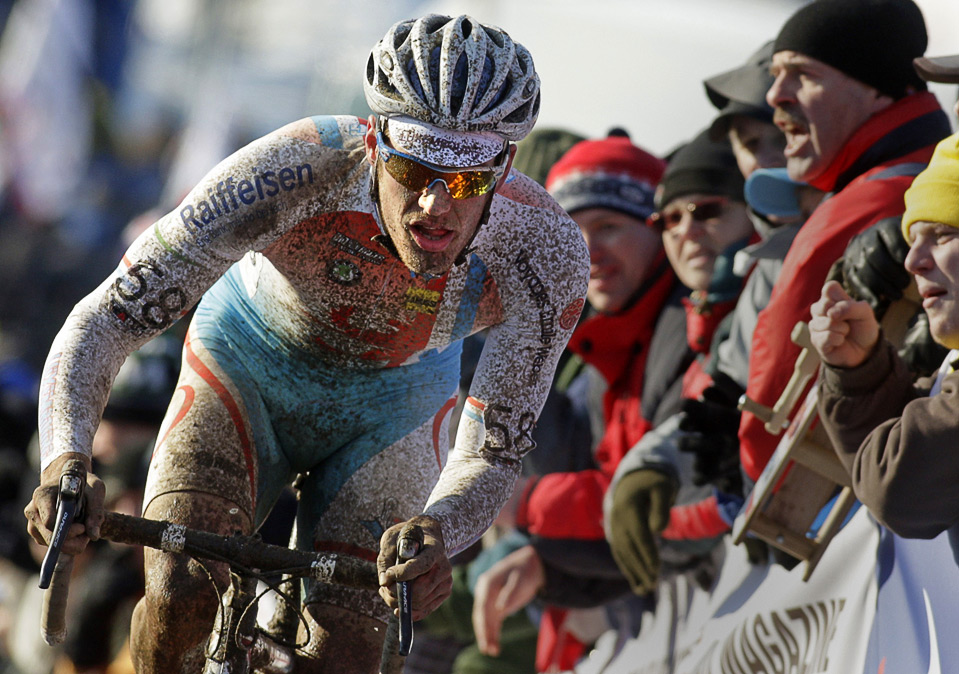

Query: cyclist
[[24, 14, 588, 674]]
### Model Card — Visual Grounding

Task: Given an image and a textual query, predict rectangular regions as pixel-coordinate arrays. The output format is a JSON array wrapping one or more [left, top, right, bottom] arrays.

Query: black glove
[[899, 309, 951, 378], [607, 469, 678, 595], [841, 216, 911, 320], [677, 373, 745, 497]]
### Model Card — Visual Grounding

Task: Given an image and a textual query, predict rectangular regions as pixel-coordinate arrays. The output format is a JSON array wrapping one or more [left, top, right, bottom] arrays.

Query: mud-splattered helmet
[[364, 14, 541, 142]]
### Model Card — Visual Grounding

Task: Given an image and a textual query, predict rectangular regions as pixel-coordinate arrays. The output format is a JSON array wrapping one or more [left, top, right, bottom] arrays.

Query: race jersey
[[37, 115, 589, 554]]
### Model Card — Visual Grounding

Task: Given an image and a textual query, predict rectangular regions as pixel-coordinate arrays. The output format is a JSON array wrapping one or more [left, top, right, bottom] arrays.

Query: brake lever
[[396, 524, 425, 656], [38, 460, 86, 589]]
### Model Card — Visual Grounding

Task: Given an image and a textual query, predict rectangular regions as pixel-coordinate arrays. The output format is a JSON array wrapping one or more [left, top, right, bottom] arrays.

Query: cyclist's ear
[[364, 115, 378, 167]]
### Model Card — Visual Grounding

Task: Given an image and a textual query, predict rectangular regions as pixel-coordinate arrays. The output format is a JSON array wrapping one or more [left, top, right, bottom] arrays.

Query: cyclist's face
[[365, 121, 514, 276]]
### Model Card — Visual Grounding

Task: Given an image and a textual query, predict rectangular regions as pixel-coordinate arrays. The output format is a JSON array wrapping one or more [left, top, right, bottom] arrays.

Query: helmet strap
[[368, 159, 401, 260]]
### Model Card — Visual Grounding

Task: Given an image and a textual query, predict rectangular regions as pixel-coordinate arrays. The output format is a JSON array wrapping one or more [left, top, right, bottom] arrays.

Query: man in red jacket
[[738, 0, 952, 483]]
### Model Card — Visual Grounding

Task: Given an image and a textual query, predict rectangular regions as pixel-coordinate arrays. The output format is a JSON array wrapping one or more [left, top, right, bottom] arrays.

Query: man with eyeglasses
[[24, 14, 588, 674], [471, 130, 753, 672], [601, 129, 755, 597]]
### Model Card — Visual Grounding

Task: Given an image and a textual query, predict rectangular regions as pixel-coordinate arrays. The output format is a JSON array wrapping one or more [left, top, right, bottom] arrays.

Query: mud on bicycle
[[36, 459, 420, 674]]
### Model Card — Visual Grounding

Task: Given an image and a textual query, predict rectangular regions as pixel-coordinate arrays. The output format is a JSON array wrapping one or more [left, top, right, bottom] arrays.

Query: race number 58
[[483, 404, 536, 455]]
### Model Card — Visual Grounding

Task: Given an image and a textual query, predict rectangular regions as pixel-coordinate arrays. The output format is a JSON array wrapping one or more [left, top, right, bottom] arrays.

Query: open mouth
[[775, 112, 809, 158], [409, 223, 455, 252], [781, 124, 808, 157]]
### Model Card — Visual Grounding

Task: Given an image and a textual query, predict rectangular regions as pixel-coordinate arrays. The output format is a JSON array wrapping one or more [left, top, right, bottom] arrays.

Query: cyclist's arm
[[423, 191, 589, 555], [31, 120, 340, 537]]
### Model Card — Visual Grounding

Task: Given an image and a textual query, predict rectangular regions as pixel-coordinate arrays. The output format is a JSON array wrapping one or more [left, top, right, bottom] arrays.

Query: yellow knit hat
[[902, 132, 959, 244]]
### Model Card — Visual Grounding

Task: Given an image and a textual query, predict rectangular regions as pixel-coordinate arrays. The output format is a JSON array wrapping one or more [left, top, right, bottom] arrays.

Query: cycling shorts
[[144, 266, 461, 620]]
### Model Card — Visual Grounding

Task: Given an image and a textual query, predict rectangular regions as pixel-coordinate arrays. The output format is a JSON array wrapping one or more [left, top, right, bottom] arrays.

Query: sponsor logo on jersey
[[332, 231, 385, 265], [178, 163, 316, 234], [559, 298, 585, 331], [327, 259, 362, 286], [404, 287, 441, 314], [515, 250, 557, 374]]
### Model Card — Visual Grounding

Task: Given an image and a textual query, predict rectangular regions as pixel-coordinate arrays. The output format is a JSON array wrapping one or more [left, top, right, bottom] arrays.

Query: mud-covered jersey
[[37, 115, 588, 554]]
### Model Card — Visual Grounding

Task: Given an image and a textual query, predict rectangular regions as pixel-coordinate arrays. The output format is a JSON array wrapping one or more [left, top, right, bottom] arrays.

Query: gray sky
[[122, 0, 959, 194]]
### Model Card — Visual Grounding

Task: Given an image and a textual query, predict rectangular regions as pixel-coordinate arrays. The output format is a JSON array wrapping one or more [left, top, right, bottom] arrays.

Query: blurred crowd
[[1, 0, 958, 673]]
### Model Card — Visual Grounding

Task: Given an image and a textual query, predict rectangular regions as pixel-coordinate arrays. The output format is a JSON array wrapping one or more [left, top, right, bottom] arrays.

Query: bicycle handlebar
[[98, 512, 378, 590], [39, 460, 85, 589]]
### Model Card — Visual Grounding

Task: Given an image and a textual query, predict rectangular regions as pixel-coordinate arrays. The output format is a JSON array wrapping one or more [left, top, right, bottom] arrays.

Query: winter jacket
[[818, 340, 959, 539], [739, 92, 951, 482]]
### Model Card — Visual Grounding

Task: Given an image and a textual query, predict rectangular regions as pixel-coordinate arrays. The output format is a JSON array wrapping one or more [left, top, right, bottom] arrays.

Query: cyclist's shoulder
[[494, 169, 567, 216], [245, 115, 369, 158], [487, 171, 589, 271]]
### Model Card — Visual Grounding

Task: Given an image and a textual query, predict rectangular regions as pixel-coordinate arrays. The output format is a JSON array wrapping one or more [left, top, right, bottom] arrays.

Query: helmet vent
[[451, 52, 469, 116], [393, 23, 412, 49], [483, 25, 505, 48], [504, 98, 532, 124], [482, 79, 511, 115], [476, 54, 495, 102], [406, 60, 425, 101], [423, 14, 447, 34], [428, 45, 442, 104]]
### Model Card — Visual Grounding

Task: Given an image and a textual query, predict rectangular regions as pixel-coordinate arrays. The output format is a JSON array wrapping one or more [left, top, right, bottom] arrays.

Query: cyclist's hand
[[377, 515, 452, 621], [24, 452, 105, 555], [471, 544, 543, 657]]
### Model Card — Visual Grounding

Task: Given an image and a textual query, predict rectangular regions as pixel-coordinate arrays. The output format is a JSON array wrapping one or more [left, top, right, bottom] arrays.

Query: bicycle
[[37, 459, 419, 674]]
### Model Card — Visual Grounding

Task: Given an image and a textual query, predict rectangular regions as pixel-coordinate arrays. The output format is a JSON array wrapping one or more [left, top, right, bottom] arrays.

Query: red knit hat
[[545, 131, 665, 221]]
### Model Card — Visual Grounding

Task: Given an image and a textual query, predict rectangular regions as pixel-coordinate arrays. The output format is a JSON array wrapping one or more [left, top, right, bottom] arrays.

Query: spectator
[[602, 40, 823, 602], [510, 127, 587, 188], [913, 52, 959, 118], [737, 0, 952, 485], [473, 131, 673, 670], [700, 40, 821, 392], [473, 130, 754, 672], [812, 130, 959, 539]]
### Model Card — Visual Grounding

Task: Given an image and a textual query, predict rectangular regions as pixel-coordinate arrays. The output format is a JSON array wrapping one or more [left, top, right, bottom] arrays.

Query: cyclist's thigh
[[143, 323, 290, 526], [299, 396, 457, 623]]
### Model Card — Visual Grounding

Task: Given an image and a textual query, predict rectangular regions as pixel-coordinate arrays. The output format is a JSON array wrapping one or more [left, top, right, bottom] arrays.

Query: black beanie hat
[[773, 0, 927, 100], [655, 130, 745, 210]]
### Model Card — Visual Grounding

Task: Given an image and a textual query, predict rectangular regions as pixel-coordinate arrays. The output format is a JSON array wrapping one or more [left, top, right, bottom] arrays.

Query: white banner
[[577, 507, 959, 674], [861, 527, 959, 674]]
